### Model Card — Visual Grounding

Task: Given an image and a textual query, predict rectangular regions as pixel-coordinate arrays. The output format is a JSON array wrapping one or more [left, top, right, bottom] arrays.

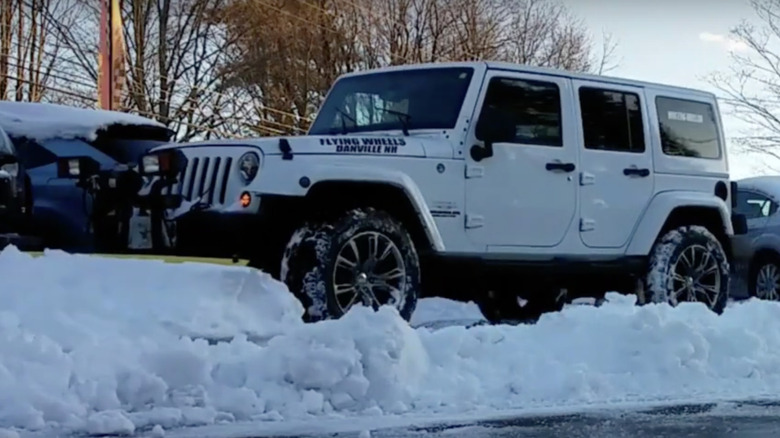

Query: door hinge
[[580, 218, 596, 231], [465, 165, 484, 179], [465, 214, 485, 229], [579, 172, 595, 186]]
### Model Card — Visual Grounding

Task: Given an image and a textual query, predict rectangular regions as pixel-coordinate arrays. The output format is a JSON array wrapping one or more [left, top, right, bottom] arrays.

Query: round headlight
[[238, 152, 260, 183]]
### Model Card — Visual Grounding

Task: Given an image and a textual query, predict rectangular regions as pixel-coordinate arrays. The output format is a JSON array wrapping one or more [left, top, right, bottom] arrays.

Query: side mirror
[[471, 109, 509, 162], [732, 213, 748, 235], [57, 156, 100, 179], [730, 181, 739, 209]]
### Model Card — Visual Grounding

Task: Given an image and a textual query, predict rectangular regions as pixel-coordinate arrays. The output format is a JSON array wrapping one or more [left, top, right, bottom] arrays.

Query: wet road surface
[[287, 400, 780, 438]]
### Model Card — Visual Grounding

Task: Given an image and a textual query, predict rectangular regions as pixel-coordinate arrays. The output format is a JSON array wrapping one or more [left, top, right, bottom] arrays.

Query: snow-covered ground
[[4, 246, 780, 438]]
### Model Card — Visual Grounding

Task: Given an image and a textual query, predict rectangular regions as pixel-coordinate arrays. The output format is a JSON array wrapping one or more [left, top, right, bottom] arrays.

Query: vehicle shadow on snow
[[410, 296, 749, 332], [409, 297, 607, 330], [190, 296, 748, 348]]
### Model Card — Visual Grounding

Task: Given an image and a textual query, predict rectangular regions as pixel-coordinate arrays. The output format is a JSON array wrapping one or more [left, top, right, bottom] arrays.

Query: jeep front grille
[[161, 155, 234, 206]]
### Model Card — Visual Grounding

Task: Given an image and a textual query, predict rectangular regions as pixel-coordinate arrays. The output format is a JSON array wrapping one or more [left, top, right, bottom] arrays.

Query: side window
[[656, 96, 721, 159], [475, 77, 562, 147], [579, 87, 645, 153], [10, 137, 57, 169], [735, 190, 777, 219]]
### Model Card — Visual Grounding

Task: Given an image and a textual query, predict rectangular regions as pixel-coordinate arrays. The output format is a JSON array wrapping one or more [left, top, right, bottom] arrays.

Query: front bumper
[[173, 209, 263, 258], [0, 175, 24, 233], [129, 189, 300, 266]]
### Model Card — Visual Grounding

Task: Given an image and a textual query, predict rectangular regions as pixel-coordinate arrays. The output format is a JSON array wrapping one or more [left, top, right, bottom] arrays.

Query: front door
[[572, 80, 655, 248], [464, 71, 578, 248], [734, 188, 773, 234]]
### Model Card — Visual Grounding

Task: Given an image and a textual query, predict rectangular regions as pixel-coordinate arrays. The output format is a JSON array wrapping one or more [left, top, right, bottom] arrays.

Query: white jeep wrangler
[[128, 61, 748, 323]]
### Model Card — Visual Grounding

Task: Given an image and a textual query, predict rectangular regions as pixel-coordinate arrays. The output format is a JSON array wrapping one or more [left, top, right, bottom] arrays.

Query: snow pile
[[0, 246, 304, 434], [6, 247, 780, 435], [0, 101, 165, 143]]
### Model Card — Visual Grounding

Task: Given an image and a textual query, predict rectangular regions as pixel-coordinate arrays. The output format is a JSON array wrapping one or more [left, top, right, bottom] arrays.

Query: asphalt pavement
[[287, 400, 780, 438]]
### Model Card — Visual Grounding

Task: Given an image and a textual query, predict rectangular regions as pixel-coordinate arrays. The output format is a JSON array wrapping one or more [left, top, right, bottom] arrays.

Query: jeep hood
[[151, 134, 457, 159]]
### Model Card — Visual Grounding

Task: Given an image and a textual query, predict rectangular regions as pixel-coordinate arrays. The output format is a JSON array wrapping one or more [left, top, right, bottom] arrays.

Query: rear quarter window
[[655, 96, 722, 159]]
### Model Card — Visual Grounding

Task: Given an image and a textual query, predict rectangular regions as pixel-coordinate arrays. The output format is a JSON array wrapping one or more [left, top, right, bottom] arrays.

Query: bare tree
[[500, 0, 619, 73], [707, 0, 780, 161], [352, 0, 618, 70], [0, 0, 88, 102], [34, 0, 243, 140], [0, 0, 12, 96], [217, 0, 362, 136], [1, 0, 619, 140], [217, 0, 620, 137], [118, 0, 235, 140]]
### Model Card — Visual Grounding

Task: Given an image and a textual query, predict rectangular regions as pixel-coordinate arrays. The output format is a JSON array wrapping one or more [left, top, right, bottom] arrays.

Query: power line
[[3, 54, 98, 90], [0, 22, 314, 129], [2, 47, 305, 136], [2, 73, 97, 102], [0, 65, 292, 138], [2, 72, 292, 138]]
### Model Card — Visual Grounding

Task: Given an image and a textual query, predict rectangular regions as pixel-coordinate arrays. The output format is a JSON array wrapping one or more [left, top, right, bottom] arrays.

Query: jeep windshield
[[308, 67, 474, 136]]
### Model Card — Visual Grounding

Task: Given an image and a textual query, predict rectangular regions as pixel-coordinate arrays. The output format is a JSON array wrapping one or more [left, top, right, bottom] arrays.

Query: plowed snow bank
[[1, 246, 779, 436]]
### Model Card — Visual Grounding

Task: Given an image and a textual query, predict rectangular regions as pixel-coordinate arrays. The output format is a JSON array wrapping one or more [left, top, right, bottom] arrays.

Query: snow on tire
[[644, 225, 729, 314], [280, 207, 420, 322]]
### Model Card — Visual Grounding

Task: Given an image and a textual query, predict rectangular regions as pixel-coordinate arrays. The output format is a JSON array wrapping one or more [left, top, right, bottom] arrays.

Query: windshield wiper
[[376, 106, 411, 136], [334, 108, 356, 135]]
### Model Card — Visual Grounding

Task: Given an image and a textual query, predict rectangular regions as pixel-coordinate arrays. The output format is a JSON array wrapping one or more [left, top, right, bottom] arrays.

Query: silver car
[[731, 176, 780, 300]]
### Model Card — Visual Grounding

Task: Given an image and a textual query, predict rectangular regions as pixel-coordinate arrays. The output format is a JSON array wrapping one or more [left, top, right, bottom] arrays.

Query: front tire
[[280, 207, 420, 322], [644, 225, 729, 314]]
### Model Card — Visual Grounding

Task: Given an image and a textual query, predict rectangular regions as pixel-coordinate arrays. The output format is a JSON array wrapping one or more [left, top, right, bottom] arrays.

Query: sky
[[566, 0, 778, 177]]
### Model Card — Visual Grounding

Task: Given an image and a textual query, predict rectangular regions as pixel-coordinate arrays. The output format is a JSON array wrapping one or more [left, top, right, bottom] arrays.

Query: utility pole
[[98, 0, 125, 111], [98, 0, 112, 109]]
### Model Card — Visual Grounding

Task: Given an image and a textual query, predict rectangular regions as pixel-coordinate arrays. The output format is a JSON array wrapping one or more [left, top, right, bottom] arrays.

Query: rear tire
[[749, 253, 780, 300], [280, 207, 419, 322], [643, 225, 729, 314]]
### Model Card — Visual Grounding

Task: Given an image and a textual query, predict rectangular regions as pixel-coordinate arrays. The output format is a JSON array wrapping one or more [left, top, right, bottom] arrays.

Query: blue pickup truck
[[0, 101, 175, 253], [0, 122, 41, 250]]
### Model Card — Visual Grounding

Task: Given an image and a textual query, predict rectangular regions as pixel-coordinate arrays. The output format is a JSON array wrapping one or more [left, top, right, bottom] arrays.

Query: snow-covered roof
[[0, 101, 166, 143]]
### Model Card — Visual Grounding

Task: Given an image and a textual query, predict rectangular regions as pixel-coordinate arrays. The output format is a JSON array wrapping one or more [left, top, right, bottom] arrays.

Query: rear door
[[572, 80, 655, 248]]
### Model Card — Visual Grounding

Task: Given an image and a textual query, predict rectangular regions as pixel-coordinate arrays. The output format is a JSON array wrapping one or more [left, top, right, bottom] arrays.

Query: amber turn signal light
[[240, 191, 251, 208]]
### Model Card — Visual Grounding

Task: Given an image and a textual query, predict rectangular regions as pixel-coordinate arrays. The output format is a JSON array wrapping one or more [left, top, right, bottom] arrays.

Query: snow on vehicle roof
[[0, 101, 166, 143], [737, 175, 780, 199]]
